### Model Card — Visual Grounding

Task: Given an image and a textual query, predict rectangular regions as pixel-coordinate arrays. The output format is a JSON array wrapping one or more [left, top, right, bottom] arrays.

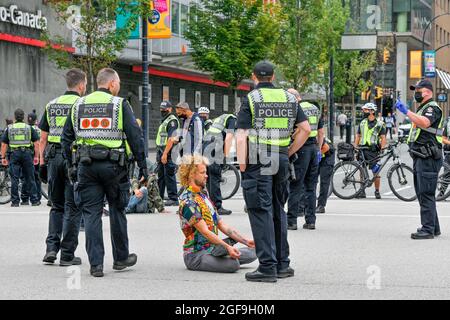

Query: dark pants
[[77, 160, 130, 267], [339, 125, 345, 139], [241, 153, 290, 275], [45, 151, 81, 260], [9, 149, 38, 205], [207, 163, 223, 209], [21, 164, 41, 202], [317, 155, 335, 208], [156, 149, 178, 201], [413, 156, 442, 235], [288, 144, 319, 225], [386, 127, 393, 139]]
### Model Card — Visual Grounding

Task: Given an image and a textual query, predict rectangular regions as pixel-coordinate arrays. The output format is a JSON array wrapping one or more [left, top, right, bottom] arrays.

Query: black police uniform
[[237, 82, 305, 276], [205, 116, 236, 211], [61, 88, 147, 268], [317, 140, 335, 210], [1, 123, 40, 205], [39, 91, 82, 262], [156, 114, 179, 203], [409, 99, 443, 236], [287, 115, 323, 227]]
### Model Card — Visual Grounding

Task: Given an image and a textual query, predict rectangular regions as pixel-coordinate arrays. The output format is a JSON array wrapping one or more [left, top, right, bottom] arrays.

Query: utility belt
[[10, 146, 33, 153], [45, 143, 63, 161], [75, 145, 128, 166], [409, 143, 442, 160]]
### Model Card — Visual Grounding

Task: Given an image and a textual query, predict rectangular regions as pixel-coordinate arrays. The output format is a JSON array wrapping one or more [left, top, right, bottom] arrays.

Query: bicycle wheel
[[0, 168, 12, 205], [221, 164, 240, 200], [40, 183, 49, 200], [436, 164, 450, 201], [332, 161, 366, 200], [387, 163, 416, 202]]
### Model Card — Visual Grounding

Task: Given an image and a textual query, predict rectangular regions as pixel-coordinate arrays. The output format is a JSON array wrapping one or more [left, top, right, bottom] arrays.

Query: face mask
[[200, 116, 207, 122], [178, 113, 187, 119], [160, 110, 170, 117], [363, 112, 370, 119], [414, 92, 424, 103]]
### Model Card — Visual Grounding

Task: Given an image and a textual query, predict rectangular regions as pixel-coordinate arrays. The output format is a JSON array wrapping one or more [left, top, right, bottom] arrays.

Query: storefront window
[[171, 1, 180, 35]]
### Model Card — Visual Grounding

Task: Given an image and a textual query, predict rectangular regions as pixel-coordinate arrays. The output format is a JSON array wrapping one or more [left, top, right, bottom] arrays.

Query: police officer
[[203, 113, 236, 215], [1, 108, 40, 207], [21, 111, 42, 203], [354, 103, 387, 199], [287, 92, 324, 231], [61, 68, 148, 277], [156, 100, 180, 206], [396, 79, 444, 240], [39, 68, 86, 265], [316, 137, 335, 214], [236, 61, 310, 282], [198, 107, 213, 132], [439, 116, 450, 197], [175, 102, 204, 156]]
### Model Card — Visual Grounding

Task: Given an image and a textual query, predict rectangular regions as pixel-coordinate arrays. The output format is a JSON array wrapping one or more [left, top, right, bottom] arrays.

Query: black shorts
[[359, 150, 380, 167]]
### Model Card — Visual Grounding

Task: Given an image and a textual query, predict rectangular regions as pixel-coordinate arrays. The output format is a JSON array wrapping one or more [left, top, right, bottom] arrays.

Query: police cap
[[160, 100, 173, 109], [410, 79, 433, 92], [253, 60, 274, 77]]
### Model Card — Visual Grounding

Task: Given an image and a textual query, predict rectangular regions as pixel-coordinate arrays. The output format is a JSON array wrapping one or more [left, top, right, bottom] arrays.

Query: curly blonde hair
[[178, 155, 209, 187]]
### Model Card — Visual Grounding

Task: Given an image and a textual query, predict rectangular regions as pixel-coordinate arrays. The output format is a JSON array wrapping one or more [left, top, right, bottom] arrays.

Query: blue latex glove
[[395, 99, 409, 115], [316, 151, 322, 165]]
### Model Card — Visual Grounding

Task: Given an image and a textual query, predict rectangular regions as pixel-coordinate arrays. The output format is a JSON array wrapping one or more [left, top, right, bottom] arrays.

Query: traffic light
[[361, 89, 372, 101], [375, 86, 383, 100], [383, 48, 390, 64]]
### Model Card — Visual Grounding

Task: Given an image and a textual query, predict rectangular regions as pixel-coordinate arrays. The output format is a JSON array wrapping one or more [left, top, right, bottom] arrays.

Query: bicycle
[[436, 152, 450, 201], [0, 166, 48, 205], [220, 163, 241, 200], [332, 139, 416, 202]]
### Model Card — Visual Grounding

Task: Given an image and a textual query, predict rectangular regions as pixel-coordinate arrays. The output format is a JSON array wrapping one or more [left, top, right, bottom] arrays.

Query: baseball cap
[[253, 60, 274, 77], [160, 100, 173, 109], [410, 79, 433, 92], [176, 102, 190, 110]]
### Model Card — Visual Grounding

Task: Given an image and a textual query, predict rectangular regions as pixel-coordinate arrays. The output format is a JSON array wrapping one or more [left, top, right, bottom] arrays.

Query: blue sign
[[438, 93, 448, 103], [424, 50, 436, 78]]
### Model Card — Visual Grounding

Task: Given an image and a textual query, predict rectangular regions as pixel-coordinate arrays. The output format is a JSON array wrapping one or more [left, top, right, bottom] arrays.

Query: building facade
[[348, 0, 450, 117], [0, 0, 250, 145]]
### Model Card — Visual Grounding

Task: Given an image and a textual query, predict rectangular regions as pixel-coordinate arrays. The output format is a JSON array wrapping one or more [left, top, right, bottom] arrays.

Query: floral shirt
[[178, 186, 221, 255]]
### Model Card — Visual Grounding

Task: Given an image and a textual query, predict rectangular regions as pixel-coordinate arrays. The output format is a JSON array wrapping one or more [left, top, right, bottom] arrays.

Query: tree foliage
[[41, 0, 149, 91], [184, 0, 280, 88]]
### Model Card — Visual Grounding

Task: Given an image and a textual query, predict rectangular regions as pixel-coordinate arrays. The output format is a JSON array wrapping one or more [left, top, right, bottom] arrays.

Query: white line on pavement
[[383, 186, 412, 196]]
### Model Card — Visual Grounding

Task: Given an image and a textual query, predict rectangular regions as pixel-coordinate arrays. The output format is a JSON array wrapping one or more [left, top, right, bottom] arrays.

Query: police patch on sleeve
[[424, 107, 434, 117]]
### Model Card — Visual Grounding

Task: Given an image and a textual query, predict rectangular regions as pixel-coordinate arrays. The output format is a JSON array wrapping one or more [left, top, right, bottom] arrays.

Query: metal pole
[[142, 16, 149, 157], [329, 54, 335, 143]]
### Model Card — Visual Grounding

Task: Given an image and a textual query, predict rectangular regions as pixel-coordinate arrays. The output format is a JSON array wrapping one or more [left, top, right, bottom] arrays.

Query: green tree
[[184, 0, 280, 88], [41, 0, 148, 92]]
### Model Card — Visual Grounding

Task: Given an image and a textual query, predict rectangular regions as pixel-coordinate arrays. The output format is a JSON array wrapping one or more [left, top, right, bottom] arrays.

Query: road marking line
[[383, 186, 412, 196], [324, 213, 450, 218]]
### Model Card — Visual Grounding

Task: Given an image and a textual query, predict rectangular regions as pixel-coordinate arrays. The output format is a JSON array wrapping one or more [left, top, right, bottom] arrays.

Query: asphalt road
[[2, 196, 450, 300]]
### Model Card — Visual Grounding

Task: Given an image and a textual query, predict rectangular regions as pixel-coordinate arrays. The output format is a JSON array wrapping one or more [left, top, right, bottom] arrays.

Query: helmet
[[198, 107, 210, 114], [362, 103, 377, 111]]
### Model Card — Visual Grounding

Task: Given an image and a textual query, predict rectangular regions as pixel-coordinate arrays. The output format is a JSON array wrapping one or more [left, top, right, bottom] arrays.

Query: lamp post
[[142, 16, 149, 156], [421, 12, 450, 79]]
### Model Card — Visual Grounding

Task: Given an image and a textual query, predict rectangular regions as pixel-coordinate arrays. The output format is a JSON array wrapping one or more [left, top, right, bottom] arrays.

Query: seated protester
[[178, 155, 257, 273], [125, 180, 149, 214]]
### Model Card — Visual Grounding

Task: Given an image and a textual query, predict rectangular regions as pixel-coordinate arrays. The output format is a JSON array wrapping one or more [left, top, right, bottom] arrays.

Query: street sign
[[341, 34, 377, 50], [424, 50, 436, 78]]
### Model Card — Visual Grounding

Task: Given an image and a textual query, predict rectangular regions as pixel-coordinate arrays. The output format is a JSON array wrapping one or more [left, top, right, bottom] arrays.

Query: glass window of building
[[163, 86, 170, 101], [210, 93, 215, 110], [195, 91, 201, 108], [223, 95, 229, 112], [180, 4, 189, 36], [172, 1, 180, 35], [180, 88, 186, 103]]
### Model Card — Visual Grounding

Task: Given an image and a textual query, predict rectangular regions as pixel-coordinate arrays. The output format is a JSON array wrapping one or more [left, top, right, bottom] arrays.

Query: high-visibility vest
[[46, 94, 80, 143], [203, 119, 213, 132], [408, 101, 444, 144], [300, 102, 321, 138], [359, 119, 385, 146], [72, 91, 125, 149], [8, 122, 32, 148], [156, 114, 179, 147], [204, 114, 236, 141], [248, 88, 298, 147]]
